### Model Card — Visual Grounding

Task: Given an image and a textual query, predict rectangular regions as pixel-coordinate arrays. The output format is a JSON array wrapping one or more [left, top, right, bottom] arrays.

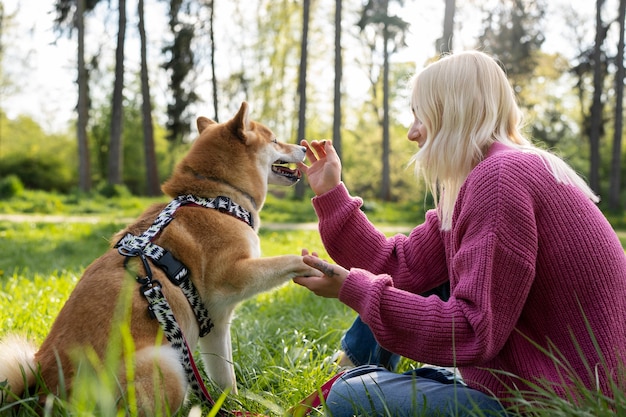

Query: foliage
[[357, 0, 410, 51], [477, 0, 547, 90], [262, 191, 318, 223], [338, 61, 427, 202], [0, 113, 76, 193], [95, 182, 133, 199], [88, 83, 183, 195], [0, 154, 75, 193], [246, 0, 303, 143], [53, 0, 101, 31], [1, 0, 624, 215], [0, 189, 164, 218], [162, 0, 200, 144], [0, 174, 23, 199]]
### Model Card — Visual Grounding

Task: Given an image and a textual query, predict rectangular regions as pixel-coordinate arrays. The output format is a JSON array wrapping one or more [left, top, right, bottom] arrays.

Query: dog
[[0, 102, 322, 415]]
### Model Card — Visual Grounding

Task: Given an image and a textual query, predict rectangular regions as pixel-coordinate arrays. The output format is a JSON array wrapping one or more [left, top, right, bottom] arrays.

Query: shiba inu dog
[[0, 102, 322, 415]]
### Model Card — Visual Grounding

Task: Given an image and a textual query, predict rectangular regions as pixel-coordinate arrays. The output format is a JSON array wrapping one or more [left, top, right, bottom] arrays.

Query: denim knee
[[340, 283, 449, 372], [325, 365, 507, 417], [340, 317, 400, 370]]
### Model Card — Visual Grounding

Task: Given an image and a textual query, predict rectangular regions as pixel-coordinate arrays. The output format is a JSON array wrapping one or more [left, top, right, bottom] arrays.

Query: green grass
[[0, 188, 432, 226], [0, 191, 625, 416], [0, 189, 161, 218], [0, 218, 357, 416]]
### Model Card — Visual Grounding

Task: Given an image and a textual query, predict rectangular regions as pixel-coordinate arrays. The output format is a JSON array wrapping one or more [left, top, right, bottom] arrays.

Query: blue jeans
[[330, 282, 507, 416], [326, 365, 507, 417], [340, 283, 450, 371]]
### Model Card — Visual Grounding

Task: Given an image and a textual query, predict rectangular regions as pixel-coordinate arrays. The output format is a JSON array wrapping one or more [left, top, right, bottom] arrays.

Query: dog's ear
[[197, 117, 216, 133], [228, 102, 251, 143]]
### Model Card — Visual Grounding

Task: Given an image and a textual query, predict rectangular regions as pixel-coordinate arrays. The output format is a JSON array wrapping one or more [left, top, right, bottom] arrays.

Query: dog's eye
[[272, 138, 278, 144]]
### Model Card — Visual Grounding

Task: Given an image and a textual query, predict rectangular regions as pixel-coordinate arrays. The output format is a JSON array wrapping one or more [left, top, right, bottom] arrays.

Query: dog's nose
[[300, 146, 307, 152]]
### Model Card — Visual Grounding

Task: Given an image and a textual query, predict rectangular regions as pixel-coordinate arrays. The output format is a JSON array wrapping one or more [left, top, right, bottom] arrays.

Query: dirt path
[[0, 213, 412, 233], [0, 213, 120, 224], [1, 214, 623, 238]]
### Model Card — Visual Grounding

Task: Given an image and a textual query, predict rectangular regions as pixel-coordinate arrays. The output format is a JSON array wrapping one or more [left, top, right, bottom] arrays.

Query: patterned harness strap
[[115, 194, 254, 409], [143, 284, 217, 405], [117, 236, 214, 337]]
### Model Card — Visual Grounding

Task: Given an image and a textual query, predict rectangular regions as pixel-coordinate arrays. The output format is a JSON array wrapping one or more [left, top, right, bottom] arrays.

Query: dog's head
[[162, 102, 306, 206]]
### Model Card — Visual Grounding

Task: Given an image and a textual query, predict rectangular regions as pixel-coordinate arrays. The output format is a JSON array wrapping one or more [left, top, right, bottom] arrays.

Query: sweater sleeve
[[337, 159, 539, 366], [312, 183, 448, 294]]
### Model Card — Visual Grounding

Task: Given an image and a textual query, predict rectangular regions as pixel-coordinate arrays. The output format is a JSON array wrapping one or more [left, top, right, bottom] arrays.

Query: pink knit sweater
[[312, 142, 626, 401]]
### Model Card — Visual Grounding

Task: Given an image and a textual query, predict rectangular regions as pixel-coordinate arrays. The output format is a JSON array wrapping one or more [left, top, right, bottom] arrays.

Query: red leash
[[227, 371, 346, 417], [287, 371, 346, 416]]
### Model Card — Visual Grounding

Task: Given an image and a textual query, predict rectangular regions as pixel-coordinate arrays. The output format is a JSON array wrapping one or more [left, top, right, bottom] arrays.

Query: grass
[[0, 191, 624, 416], [0, 217, 356, 416], [0, 188, 434, 226]]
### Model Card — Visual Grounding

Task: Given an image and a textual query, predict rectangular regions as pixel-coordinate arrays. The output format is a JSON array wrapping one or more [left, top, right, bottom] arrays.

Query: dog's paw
[[294, 257, 324, 278], [300, 267, 324, 278]]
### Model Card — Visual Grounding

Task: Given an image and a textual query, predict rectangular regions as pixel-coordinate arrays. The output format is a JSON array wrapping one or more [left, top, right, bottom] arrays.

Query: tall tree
[[54, 0, 100, 192], [163, 0, 198, 144], [589, 0, 607, 194], [294, 0, 311, 200], [138, 0, 160, 196], [333, 0, 343, 160], [107, 0, 126, 186], [76, 0, 91, 191], [357, 0, 409, 201], [437, 0, 455, 54], [476, 0, 546, 94], [249, 0, 301, 143], [569, 0, 611, 196], [609, 0, 625, 210], [208, 0, 219, 122]]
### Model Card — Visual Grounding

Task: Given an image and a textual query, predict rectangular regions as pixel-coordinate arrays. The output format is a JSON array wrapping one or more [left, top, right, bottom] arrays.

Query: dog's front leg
[[197, 319, 237, 394], [232, 255, 323, 300]]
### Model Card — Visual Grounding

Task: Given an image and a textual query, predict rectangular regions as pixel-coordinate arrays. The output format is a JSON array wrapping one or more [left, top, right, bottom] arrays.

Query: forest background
[[0, 0, 624, 219], [0, 1, 625, 414]]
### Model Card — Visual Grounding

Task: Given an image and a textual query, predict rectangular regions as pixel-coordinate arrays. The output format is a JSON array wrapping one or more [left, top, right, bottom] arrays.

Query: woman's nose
[[407, 123, 419, 140]]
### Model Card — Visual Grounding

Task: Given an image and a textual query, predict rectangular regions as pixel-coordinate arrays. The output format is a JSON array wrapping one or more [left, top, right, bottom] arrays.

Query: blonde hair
[[409, 51, 598, 231]]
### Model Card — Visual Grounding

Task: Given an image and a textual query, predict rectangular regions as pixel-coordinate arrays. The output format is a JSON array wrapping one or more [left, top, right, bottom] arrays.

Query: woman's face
[[407, 108, 427, 147]]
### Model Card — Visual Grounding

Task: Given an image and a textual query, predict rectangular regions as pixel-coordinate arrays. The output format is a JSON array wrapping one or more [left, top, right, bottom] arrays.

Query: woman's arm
[[312, 184, 448, 293], [299, 139, 448, 293], [338, 157, 539, 366]]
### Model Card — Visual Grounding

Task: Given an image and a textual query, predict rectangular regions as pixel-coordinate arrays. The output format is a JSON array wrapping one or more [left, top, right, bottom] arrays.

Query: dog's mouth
[[272, 160, 302, 181]]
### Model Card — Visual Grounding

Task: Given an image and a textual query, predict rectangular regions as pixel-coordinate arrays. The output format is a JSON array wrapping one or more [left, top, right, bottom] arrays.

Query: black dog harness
[[115, 194, 253, 407]]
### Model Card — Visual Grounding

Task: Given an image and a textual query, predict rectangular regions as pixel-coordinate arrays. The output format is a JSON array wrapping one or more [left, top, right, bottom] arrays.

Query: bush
[[0, 154, 74, 193], [96, 182, 133, 199], [0, 175, 24, 199]]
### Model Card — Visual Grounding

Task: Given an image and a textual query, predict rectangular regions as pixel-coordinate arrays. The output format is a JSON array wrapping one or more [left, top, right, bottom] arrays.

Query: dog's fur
[[0, 102, 321, 414]]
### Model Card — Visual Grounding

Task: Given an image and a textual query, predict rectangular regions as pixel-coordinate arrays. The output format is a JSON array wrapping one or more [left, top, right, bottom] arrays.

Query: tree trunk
[[438, 0, 456, 54], [138, 0, 160, 196], [209, 0, 219, 122], [108, 0, 126, 186], [609, 0, 625, 210], [380, 0, 391, 201], [295, 0, 310, 200], [76, 0, 91, 192], [589, 0, 605, 194], [333, 0, 343, 160]]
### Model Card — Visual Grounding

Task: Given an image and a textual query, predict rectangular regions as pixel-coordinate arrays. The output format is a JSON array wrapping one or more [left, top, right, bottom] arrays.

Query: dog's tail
[[0, 334, 38, 404]]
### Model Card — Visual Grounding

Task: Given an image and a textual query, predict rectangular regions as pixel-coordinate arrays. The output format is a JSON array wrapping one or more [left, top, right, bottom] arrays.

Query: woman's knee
[[324, 365, 507, 417], [325, 365, 386, 416], [325, 365, 412, 416]]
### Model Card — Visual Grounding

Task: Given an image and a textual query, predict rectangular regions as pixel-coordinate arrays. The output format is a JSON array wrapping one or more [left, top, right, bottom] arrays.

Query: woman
[[293, 51, 626, 416]]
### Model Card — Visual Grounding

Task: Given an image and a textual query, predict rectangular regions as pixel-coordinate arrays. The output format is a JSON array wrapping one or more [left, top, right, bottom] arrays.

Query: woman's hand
[[297, 139, 342, 196], [292, 249, 348, 298]]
